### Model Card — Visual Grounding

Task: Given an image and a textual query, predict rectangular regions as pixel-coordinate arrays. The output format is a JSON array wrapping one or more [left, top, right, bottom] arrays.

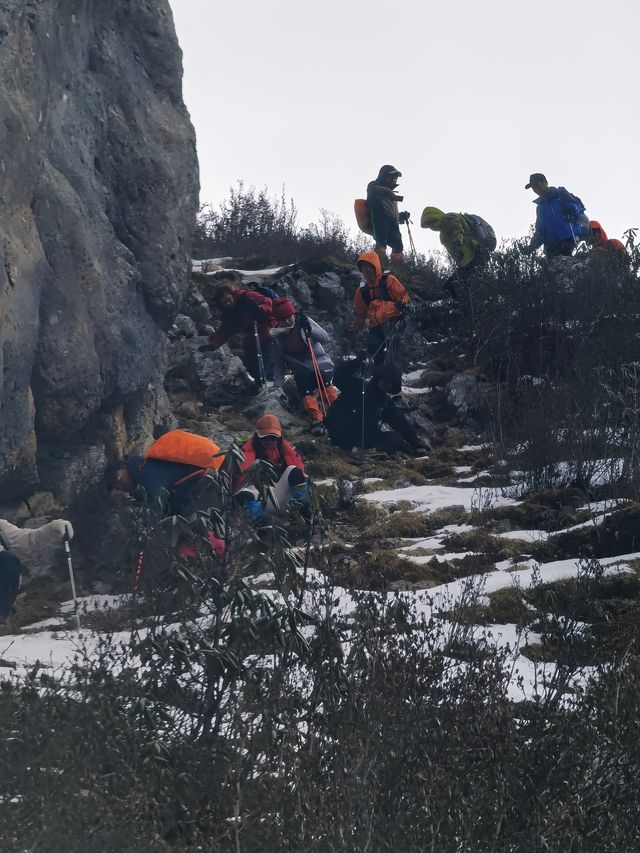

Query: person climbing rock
[[269, 297, 338, 423], [0, 518, 74, 622], [199, 283, 275, 383], [523, 173, 588, 257], [366, 165, 410, 264], [234, 414, 308, 516], [324, 359, 427, 455], [420, 207, 496, 297], [350, 251, 409, 365], [106, 430, 224, 516], [587, 220, 628, 258]]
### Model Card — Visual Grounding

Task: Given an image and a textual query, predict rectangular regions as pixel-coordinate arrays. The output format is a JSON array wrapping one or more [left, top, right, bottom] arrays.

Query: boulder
[[242, 388, 296, 428], [445, 373, 489, 423], [314, 272, 347, 310], [0, 0, 198, 500], [168, 339, 256, 407]]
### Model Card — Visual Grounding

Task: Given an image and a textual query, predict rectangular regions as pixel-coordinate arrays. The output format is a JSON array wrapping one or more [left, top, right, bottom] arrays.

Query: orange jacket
[[353, 252, 409, 328], [590, 220, 628, 257]]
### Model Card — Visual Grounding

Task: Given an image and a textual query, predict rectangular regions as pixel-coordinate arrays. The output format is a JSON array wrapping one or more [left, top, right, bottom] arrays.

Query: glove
[[198, 344, 214, 353], [398, 211, 411, 225], [51, 519, 74, 541], [298, 311, 312, 336]]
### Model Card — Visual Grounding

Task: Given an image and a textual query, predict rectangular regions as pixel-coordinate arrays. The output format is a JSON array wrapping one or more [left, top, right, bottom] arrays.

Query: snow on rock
[[364, 484, 520, 513]]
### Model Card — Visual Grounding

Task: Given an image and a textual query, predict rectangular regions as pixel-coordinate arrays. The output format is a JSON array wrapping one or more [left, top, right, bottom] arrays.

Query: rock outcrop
[[0, 0, 198, 503]]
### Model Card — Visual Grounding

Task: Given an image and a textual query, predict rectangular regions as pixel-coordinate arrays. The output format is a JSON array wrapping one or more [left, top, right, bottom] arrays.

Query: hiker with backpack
[[523, 173, 588, 257], [106, 430, 224, 516], [324, 359, 428, 456], [234, 414, 309, 517], [349, 251, 410, 365], [0, 518, 74, 622], [199, 283, 275, 384], [364, 165, 411, 264], [420, 207, 496, 297], [269, 297, 339, 424]]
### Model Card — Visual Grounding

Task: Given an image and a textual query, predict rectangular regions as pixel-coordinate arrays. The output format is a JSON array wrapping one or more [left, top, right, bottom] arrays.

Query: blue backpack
[[558, 187, 589, 239]]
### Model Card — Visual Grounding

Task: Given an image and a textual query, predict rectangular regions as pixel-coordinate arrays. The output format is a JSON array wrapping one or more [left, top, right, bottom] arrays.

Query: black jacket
[[324, 361, 418, 449]]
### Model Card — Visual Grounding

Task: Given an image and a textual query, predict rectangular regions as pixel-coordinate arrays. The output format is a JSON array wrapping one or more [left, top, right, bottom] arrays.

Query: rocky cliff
[[0, 0, 198, 505]]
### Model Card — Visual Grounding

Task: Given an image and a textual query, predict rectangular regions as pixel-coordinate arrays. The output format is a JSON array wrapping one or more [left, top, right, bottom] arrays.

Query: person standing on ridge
[[523, 173, 588, 257], [349, 251, 409, 364], [420, 207, 496, 298], [366, 165, 411, 264], [269, 297, 339, 424], [199, 283, 275, 383]]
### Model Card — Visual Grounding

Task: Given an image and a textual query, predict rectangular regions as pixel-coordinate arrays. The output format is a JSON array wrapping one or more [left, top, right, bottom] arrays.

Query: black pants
[[0, 551, 22, 619], [546, 238, 575, 258], [369, 201, 403, 253], [292, 363, 333, 396], [367, 326, 388, 365], [243, 338, 274, 383]]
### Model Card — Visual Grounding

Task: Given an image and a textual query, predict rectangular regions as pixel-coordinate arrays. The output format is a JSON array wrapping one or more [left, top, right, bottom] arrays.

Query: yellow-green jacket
[[420, 207, 477, 268]]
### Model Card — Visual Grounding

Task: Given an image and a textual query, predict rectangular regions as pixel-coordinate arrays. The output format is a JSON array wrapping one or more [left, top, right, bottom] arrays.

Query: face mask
[[269, 317, 295, 336]]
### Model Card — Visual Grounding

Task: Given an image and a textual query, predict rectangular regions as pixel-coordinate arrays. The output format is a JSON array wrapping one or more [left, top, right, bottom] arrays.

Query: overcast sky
[[170, 0, 639, 255]]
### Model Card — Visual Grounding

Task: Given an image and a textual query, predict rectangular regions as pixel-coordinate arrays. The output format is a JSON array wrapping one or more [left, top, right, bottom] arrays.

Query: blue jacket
[[127, 454, 203, 515], [529, 187, 583, 251]]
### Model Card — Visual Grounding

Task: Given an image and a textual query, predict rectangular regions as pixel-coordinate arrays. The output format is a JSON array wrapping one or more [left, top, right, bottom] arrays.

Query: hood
[[372, 360, 403, 396], [421, 207, 445, 231], [377, 164, 402, 180], [357, 251, 383, 285], [589, 220, 608, 242]]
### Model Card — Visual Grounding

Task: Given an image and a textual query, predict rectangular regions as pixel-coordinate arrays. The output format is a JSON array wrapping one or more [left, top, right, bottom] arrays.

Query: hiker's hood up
[[357, 251, 383, 285], [372, 360, 403, 396], [420, 207, 445, 231]]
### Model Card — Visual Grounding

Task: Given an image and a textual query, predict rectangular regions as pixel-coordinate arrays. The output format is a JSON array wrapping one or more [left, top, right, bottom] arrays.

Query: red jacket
[[208, 290, 273, 349], [590, 220, 628, 258], [235, 435, 304, 490]]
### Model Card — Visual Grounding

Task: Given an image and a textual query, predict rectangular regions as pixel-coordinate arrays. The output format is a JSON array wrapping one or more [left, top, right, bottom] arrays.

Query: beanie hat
[[256, 413, 282, 438], [272, 297, 296, 321]]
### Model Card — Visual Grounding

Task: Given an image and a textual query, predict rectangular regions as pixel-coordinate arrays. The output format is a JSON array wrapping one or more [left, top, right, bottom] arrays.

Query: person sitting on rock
[[0, 518, 74, 622], [199, 283, 275, 384], [234, 414, 308, 516], [269, 297, 339, 424], [349, 251, 409, 365], [324, 359, 428, 455], [366, 164, 410, 264], [420, 207, 496, 297], [105, 430, 224, 516]]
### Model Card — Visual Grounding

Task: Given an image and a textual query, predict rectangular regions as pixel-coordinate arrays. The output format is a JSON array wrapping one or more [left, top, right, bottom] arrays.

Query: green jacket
[[421, 207, 477, 268]]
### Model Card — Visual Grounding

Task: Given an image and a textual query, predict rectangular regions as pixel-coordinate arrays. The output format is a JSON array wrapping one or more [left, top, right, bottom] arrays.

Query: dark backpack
[[253, 284, 279, 300], [360, 272, 391, 306], [464, 214, 497, 252], [558, 188, 589, 238]]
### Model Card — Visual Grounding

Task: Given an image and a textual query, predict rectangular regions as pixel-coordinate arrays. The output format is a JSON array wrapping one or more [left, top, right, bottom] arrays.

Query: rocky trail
[[3, 256, 640, 700]]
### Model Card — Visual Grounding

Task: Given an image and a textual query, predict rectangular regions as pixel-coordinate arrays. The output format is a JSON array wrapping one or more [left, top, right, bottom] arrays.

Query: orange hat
[[256, 413, 282, 438]]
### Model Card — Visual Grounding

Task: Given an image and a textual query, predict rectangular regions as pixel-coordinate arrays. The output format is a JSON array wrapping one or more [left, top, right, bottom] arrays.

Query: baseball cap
[[525, 173, 546, 189], [256, 414, 282, 438]]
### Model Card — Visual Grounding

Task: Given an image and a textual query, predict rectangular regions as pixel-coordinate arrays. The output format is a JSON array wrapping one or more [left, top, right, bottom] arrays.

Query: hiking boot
[[301, 393, 323, 423]]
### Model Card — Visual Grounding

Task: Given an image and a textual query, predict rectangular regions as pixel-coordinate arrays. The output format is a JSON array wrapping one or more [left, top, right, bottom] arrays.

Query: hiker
[[269, 297, 339, 423], [324, 359, 428, 455], [366, 165, 411, 263], [349, 251, 409, 365], [421, 207, 496, 297], [0, 518, 74, 622], [199, 283, 274, 383], [106, 430, 224, 516], [523, 173, 588, 257], [234, 414, 308, 516], [587, 220, 628, 258]]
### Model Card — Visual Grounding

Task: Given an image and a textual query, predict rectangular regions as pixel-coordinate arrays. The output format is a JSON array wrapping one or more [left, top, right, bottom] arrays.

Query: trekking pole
[[405, 219, 418, 263], [64, 534, 81, 632], [253, 321, 267, 386], [308, 338, 332, 415], [360, 370, 366, 464]]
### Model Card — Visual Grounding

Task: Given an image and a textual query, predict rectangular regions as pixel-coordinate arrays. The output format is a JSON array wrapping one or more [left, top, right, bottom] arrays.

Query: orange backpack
[[144, 430, 224, 478], [354, 199, 374, 236]]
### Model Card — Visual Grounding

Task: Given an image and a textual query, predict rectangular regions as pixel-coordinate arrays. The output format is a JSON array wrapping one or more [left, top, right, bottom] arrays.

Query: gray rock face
[[0, 1, 198, 501], [168, 340, 256, 406]]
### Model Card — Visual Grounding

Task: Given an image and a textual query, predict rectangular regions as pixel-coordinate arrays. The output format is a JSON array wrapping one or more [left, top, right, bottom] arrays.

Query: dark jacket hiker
[[324, 360, 423, 454], [366, 165, 409, 261]]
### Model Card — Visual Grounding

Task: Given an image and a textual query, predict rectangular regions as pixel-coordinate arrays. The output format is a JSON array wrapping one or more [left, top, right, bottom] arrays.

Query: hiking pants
[[292, 363, 333, 397], [367, 326, 388, 365], [369, 201, 403, 254], [370, 430, 414, 454], [242, 337, 274, 383], [0, 551, 22, 619]]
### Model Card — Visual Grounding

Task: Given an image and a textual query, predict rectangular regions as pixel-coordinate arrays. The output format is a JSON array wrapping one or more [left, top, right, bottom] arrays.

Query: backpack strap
[[361, 272, 391, 306], [170, 468, 207, 492]]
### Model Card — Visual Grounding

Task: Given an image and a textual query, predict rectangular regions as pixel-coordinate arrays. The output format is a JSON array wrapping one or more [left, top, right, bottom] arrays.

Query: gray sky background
[[170, 0, 639, 255]]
